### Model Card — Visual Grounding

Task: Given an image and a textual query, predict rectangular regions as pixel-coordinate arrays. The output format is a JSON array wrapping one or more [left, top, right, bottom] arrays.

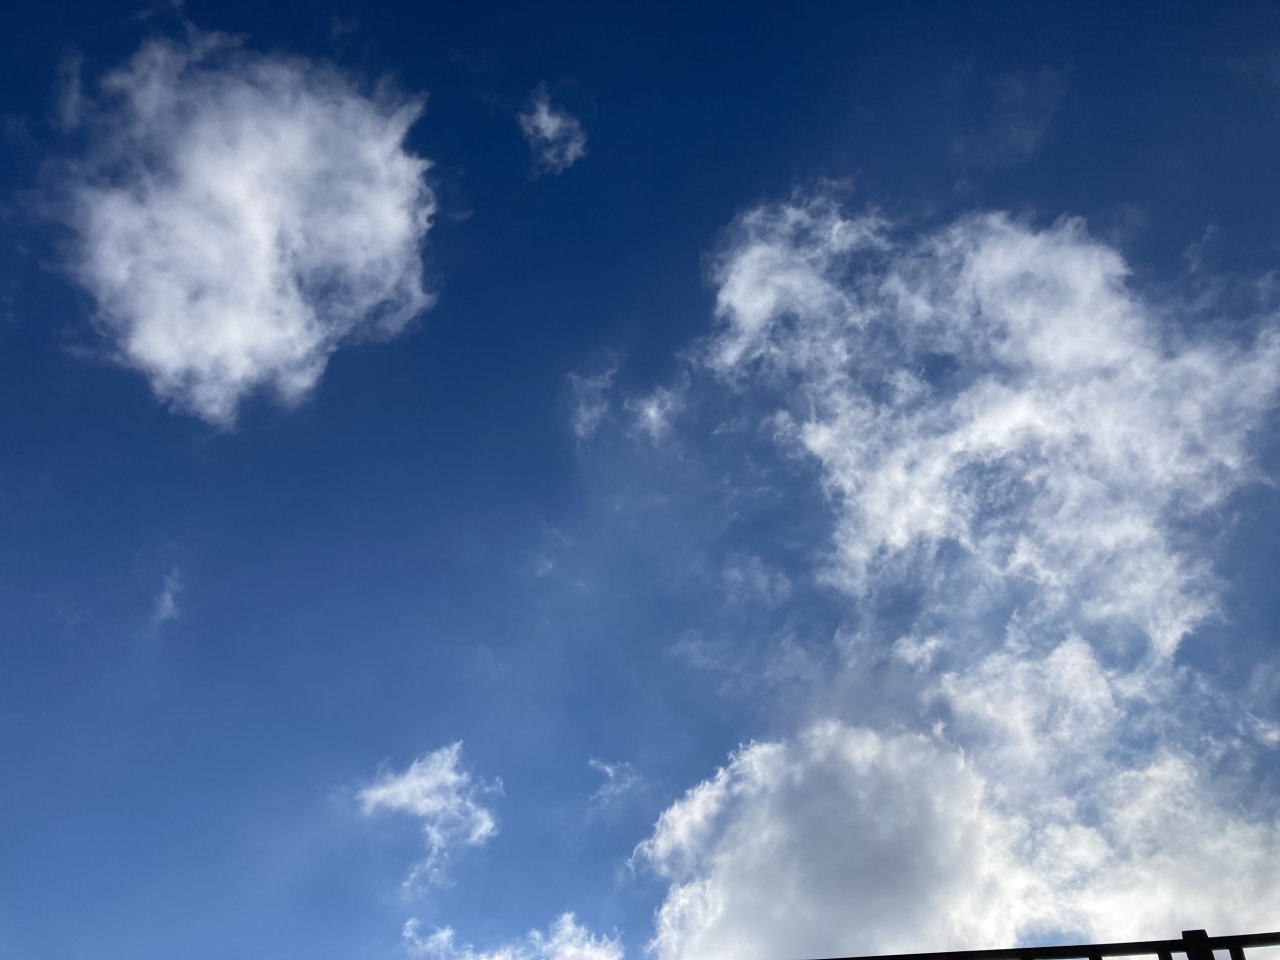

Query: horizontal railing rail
[[814, 929, 1280, 960]]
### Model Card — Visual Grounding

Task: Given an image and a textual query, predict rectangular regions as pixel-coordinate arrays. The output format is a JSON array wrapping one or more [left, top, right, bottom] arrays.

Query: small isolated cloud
[[151, 566, 182, 626], [518, 86, 587, 175], [360, 742, 499, 890], [530, 524, 573, 579], [588, 758, 640, 806], [666, 631, 733, 675], [1183, 224, 1219, 273], [568, 364, 616, 439], [62, 30, 436, 425], [404, 912, 622, 960], [625, 386, 683, 440], [635, 188, 1280, 957]]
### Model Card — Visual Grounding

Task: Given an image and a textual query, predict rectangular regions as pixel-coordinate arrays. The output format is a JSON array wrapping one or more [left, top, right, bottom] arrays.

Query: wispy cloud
[[53, 50, 84, 131], [952, 66, 1066, 168], [518, 85, 587, 175], [588, 758, 641, 806], [151, 566, 182, 626], [568, 363, 617, 440], [634, 191, 1280, 957], [61, 30, 435, 425], [404, 912, 622, 960], [709, 196, 1279, 655], [720, 553, 791, 607], [625, 386, 683, 441], [1183, 223, 1220, 273], [360, 742, 500, 890]]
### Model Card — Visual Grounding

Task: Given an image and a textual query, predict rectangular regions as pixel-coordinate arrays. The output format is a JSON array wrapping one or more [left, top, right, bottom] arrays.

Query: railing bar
[[809, 933, 1280, 960]]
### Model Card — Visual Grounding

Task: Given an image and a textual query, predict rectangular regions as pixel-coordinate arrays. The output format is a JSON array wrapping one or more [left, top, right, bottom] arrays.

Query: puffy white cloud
[[519, 86, 587, 175], [636, 723, 1039, 960], [637, 722, 1280, 960], [64, 31, 435, 425], [404, 912, 622, 960], [360, 742, 499, 889]]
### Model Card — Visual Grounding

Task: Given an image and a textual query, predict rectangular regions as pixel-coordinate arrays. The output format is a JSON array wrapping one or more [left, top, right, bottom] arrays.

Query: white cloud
[[636, 723, 1040, 960], [151, 566, 182, 625], [625, 386, 682, 440], [633, 193, 1280, 958], [518, 86, 587, 175], [637, 722, 1280, 960], [360, 742, 499, 889], [404, 913, 622, 960], [666, 631, 734, 675], [1183, 224, 1220, 273], [64, 31, 435, 425], [588, 758, 641, 806], [568, 364, 616, 439], [710, 198, 1280, 659], [709, 195, 887, 372]]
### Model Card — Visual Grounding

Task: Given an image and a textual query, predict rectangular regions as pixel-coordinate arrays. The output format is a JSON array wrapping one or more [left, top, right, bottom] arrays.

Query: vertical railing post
[[1185, 929, 1214, 960]]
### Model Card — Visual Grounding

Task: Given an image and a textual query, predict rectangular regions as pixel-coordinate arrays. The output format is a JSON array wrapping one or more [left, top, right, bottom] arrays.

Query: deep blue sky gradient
[[3, 3, 1280, 959]]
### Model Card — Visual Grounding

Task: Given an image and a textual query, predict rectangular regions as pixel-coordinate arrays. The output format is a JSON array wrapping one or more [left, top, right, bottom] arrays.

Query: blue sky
[[3, 3, 1280, 959]]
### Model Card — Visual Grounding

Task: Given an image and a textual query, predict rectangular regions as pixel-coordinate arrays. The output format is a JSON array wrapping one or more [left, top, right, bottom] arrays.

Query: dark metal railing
[[815, 930, 1280, 960]]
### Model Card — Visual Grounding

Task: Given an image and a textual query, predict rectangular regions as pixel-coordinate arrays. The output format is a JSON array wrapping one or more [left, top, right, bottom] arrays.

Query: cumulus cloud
[[63, 31, 435, 425], [518, 86, 587, 175], [403, 913, 622, 960], [637, 722, 1280, 960], [634, 192, 1280, 958], [360, 742, 499, 889], [636, 723, 1039, 960]]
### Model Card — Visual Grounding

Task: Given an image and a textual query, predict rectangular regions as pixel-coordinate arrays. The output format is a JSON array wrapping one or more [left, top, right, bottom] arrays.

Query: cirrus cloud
[[404, 912, 622, 960]]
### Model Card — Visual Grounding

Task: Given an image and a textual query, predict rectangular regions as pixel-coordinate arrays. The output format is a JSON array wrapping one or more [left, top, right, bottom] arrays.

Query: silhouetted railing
[[816, 929, 1280, 960]]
